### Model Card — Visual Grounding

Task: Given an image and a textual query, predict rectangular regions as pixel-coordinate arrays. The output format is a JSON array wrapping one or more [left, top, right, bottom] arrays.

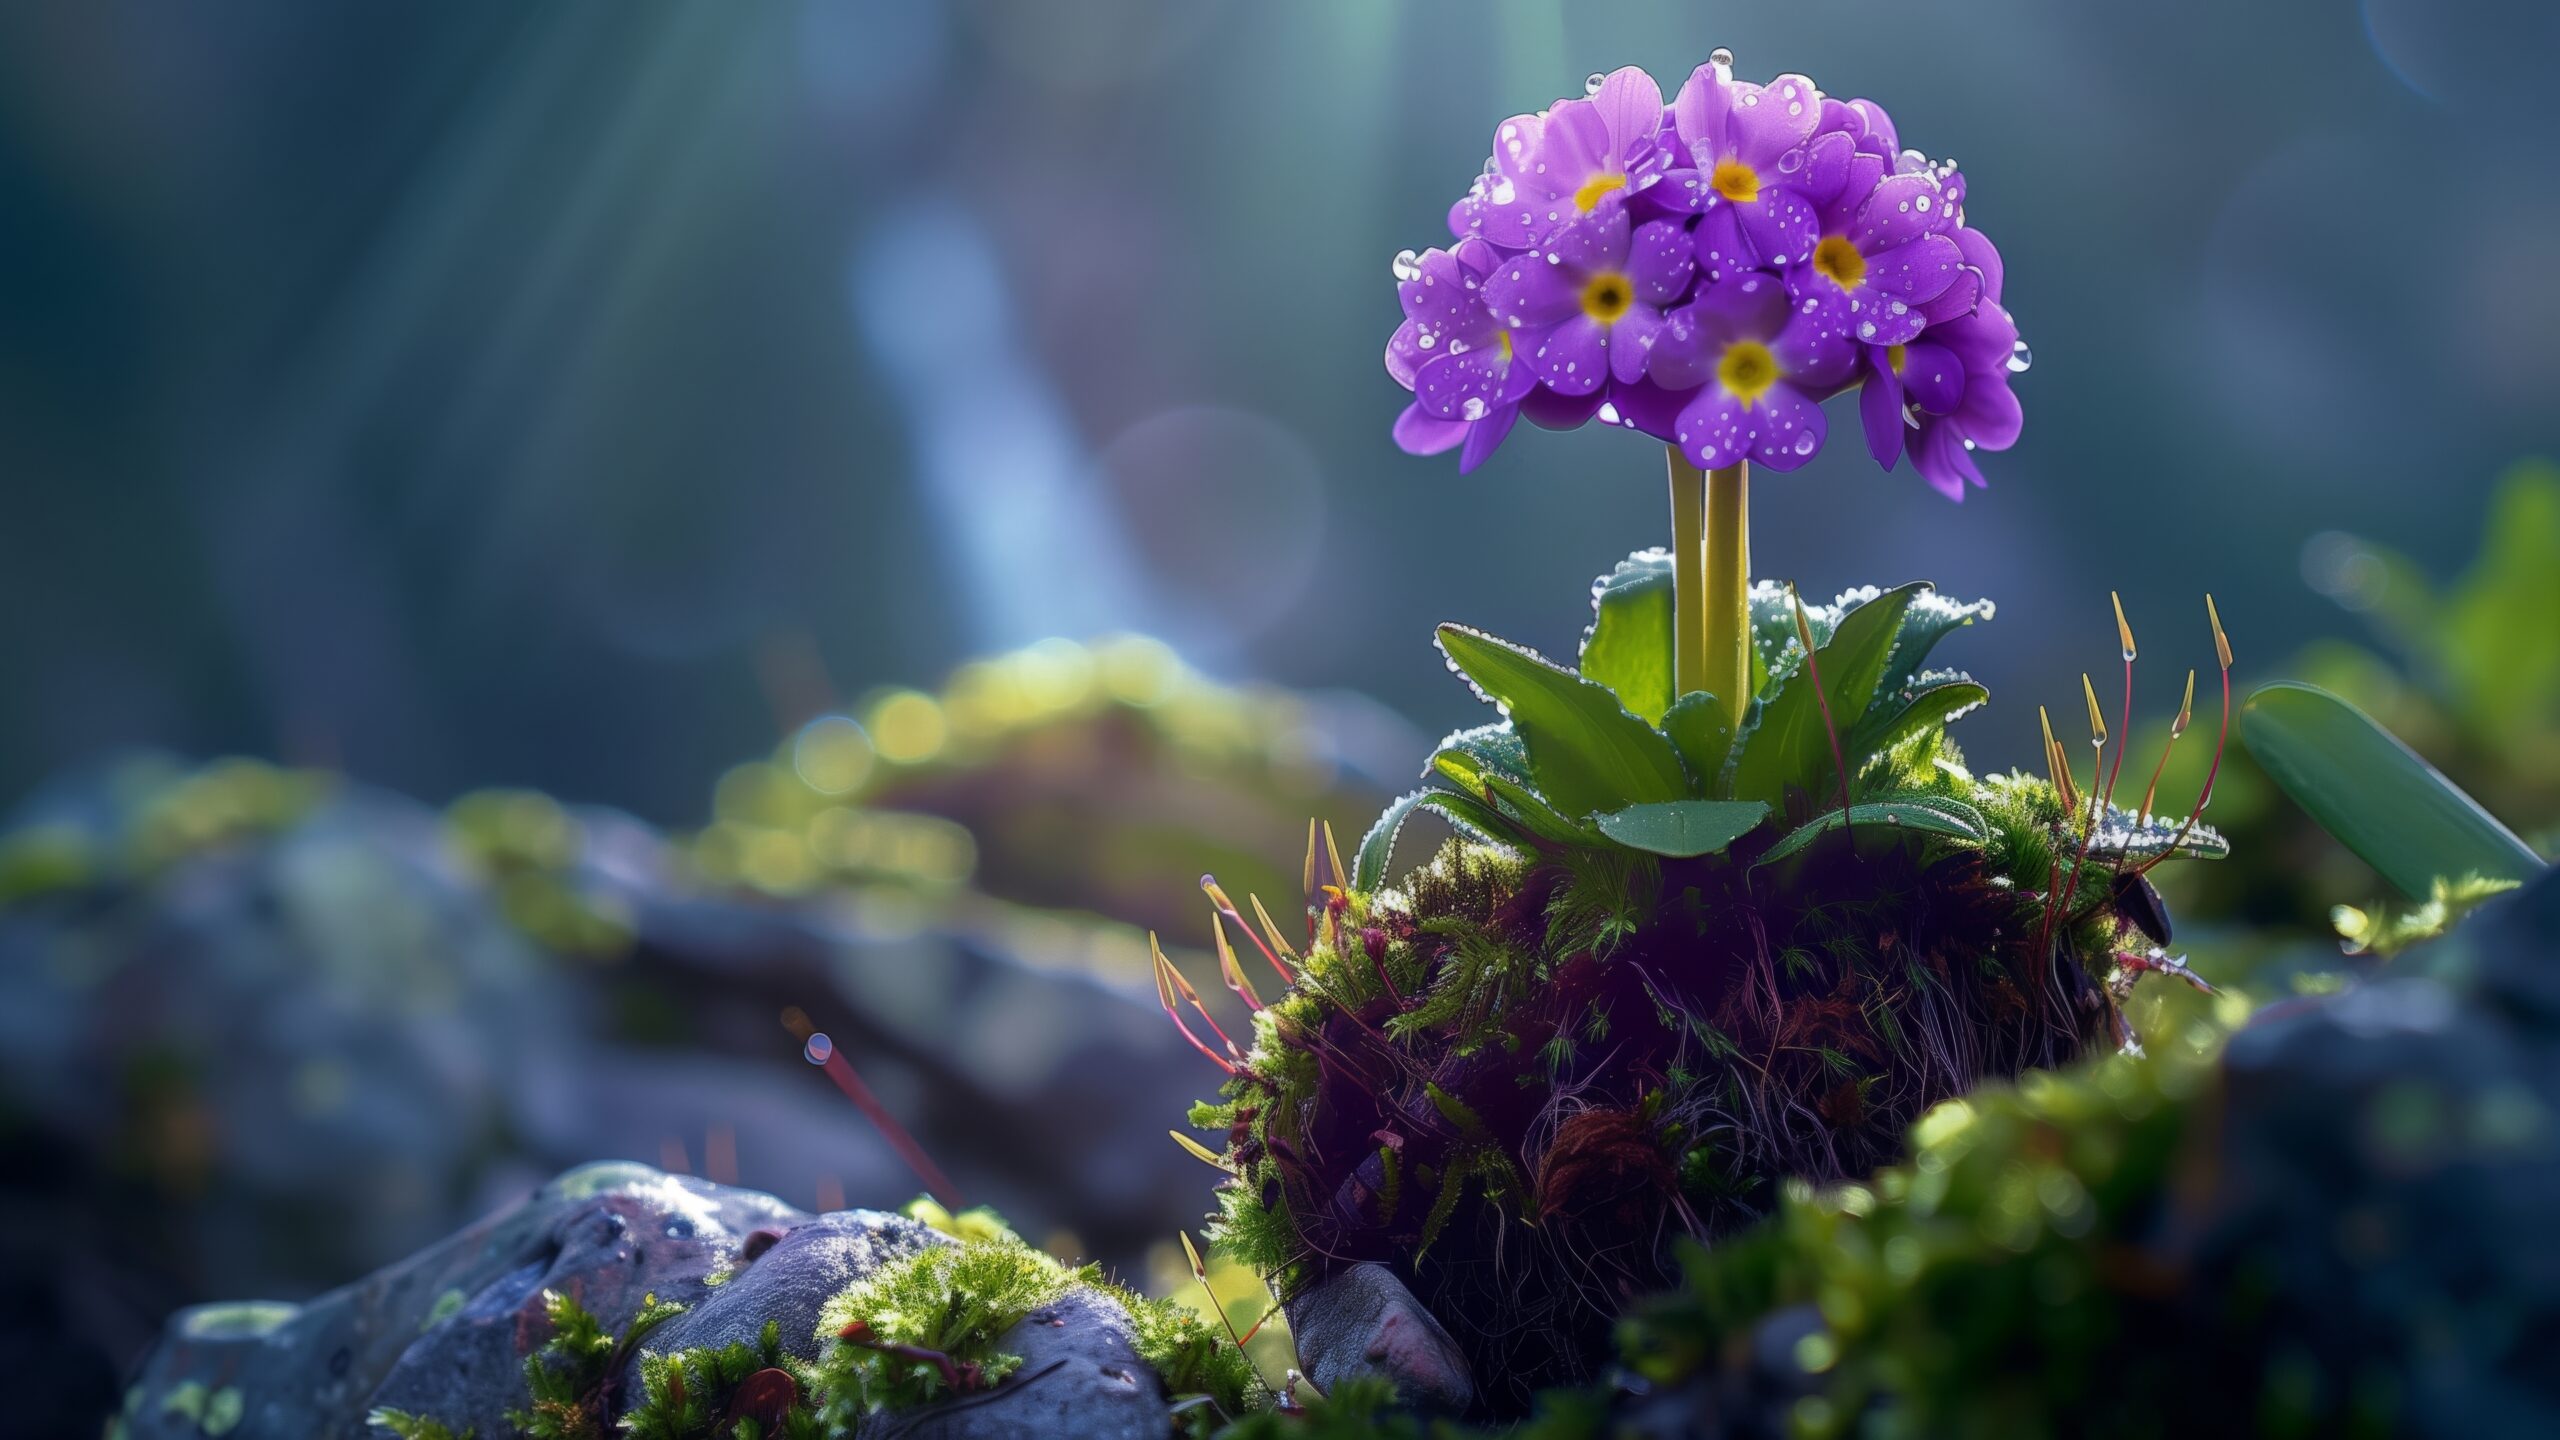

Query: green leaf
[[1752, 795, 1989, 869], [1429, 723, 1531, 785], [1429, 743, 1597, 846], [1749, 581, 1831, 697], [1354, 787, 1514, 890], [1873, 587, 1995, 701], [1849, 670, 1990, 758], [2239, 681, 2543, 900], [2085, 803, 2229, 862], [1594, 799, 1772, 858], [1437, 625, 1691, 819], [1580, 550, 1678, 725], [1730, 584, 1924, 806], [1661, 690, 1738, 796]]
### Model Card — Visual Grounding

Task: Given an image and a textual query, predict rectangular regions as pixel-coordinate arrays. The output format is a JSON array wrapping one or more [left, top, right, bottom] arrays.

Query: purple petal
[[1864, 233, 1963, 303], [1859, 352, 1906, 469], [1673, 385, 1758, 470], [1786, 129, 1855, 209], [1539, 102, 1613, 188], [1590, 66, 1666, 164], [1605, 378, 1688, 440], [1626, 217, 1697, 304], [1418, 347, 1519, 421], [1610, 306, 1665, 384], [1542, 202, 1631, 274], [1852, 173, 1951, 251], [1456, 405, 1521, 473], [1846, 99, 1898, 158], [1912, 419, 1985, 500], [1670, 63, 1736, 164], [1644, 167, 1709, 216], [1747, 383, 1828, 470], [1386, 318, 1424, 389], [1730, 76, 1822, 168], [1399, 248, 1488, 348], [1452, 236, 1505, 278], [1956, 372, 2023, 450], [1529, 315, 1609, 395], [1938, 163, 1967, 217], [1898, 340, 1964, 415], [1448, 180, 1493, 245], [1955, 227, 2004, 304], [1492, 112, 1545, 181], [1817, 151, 1890, 233], [1484, 252, 1582, 329], [1394, 401, 1466, 456], [1736, 187, 1818, 267], [1690, 271, 1789, 343], [1918, 266, 1982, 326], [1858, 293, 1928, 348], [1479, 114, 1556, 247], [1647, 304, 1717, 390], [1522, 384, 1606, 430], [1938, 298, 2021, 372], [1774, 303, 1859, 390], [1693, 205, 1753, 277]]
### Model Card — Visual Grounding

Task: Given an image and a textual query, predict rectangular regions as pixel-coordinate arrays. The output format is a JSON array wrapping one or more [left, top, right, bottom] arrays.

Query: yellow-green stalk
[[1666, 448, 1751, 732]]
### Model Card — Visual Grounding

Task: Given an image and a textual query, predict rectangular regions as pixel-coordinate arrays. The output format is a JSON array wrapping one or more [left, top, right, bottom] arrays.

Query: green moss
[[810, 1236, 1077, 1420], [621, 1319, 822, 1440], [504, 1289, 685, 1440], [2333, 873, 2521, 957], [366, 1408, 474, 1440], [1612, 1038, 2221, 1440]]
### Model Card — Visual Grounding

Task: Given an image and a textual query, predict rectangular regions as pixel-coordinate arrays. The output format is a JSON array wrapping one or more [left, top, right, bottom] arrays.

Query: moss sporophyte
[[1159, 51, 2240, 1418]]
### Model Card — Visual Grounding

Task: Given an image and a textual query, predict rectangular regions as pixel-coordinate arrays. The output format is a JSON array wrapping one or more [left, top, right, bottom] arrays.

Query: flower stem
[[1667, 450, 1707, 698], [1703, 460, 1751, 732]]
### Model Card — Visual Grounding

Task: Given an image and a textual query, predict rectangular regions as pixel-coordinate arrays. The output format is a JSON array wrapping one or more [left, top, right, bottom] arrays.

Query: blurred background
[[2, 0, 2556, 1433]]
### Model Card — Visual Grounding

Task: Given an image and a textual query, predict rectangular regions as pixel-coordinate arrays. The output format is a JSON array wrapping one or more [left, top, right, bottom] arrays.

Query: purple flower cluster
[[1386, 58, 2027, 499]]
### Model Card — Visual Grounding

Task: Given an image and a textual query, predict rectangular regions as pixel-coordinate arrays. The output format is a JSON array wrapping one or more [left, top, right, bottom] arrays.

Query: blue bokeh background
[[4, 0, 2553, 820]]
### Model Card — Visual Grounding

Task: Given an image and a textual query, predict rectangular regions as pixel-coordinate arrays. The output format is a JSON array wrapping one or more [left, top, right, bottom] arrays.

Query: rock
[[877, 1287, 1170, 1440], [0, 757, 1222, 1425], [116, 1163, 1176, 1440], [1283, 1261, 1475, 1417]]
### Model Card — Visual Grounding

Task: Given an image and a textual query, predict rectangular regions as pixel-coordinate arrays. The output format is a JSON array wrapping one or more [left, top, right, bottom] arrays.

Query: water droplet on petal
[[1391, 249, 1423, 282], [1710, 46, 1735, 69], [1585, 71, 1608, 96], [1794, 431, 1817, 455], [2007, 340, 2033, 373], [1461, 396, 1489, 421]]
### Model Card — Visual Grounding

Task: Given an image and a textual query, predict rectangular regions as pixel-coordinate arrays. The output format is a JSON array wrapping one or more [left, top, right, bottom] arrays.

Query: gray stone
[[622, 1206, 940, 1372], [1283, 1261, 1475, 1416], [876, 1287, 1169, 1440], [117, 1163, 1178, 1440]]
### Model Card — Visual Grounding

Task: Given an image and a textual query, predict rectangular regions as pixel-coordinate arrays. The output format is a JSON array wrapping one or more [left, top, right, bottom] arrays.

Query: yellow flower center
[[1885, 343, 1907, 373], [1718, 340, 1778, 406], [1572, 172, 1627, 212], [1710, 159, 1760, 204], [1580, 272, 1634, 324], [1813, 234, 1866, 292]]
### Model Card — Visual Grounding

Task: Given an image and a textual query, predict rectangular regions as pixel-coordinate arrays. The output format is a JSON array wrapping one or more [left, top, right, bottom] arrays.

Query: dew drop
[[803, 1032, 834, 1065], [1585, 72, 1608, 96], [1710, 46, 1735, 69], [1391, 249, 1423, 282], [1461, 396, 1489, 421], [1794, 430, 1818, 455], [2007, 339, 2033, 373]]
